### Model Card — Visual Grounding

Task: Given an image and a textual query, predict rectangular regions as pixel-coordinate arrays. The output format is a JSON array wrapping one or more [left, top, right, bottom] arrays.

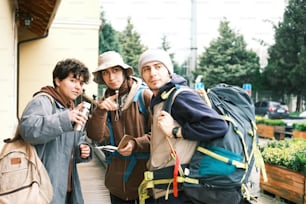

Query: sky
[[100, 0, 286, 65]]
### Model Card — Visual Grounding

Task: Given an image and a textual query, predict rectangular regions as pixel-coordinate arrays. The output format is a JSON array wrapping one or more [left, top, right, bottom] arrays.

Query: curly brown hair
[[52, 58, 90, 87]]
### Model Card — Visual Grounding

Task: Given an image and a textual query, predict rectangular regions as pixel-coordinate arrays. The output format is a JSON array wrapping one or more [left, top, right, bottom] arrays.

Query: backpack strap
[[197, 147, 247, 169], [138, 167, 199, 204], [161, 85, 181, 113], [133, 86, 149, 132], [32, 92, 55, 160], [34, 92, 55, 104], [160, 85, 191, 197]]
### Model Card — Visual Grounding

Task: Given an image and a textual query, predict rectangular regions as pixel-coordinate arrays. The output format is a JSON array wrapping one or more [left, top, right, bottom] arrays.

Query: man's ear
[[54, 77, 60, 87]]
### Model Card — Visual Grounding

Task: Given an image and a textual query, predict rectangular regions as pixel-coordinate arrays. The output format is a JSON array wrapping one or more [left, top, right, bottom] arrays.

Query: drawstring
[[114, 90, 120, 121]]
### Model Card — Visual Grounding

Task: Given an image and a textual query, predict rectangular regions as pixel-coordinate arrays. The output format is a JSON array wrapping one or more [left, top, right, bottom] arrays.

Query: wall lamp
[[24, 14, 33, 27], [15, 10, 33, 28]]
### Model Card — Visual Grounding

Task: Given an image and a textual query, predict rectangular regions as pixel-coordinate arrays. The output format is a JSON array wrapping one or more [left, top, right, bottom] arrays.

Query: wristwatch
[[172, 127, 180, 138]]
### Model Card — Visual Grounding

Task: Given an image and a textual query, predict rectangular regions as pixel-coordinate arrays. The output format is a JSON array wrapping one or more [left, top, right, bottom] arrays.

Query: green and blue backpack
[[139, 83, 267, 204]]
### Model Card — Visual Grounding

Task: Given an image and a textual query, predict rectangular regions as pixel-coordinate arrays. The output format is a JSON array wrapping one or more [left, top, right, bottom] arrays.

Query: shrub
[[255, 117, 286, 126], [255, 116, 265, 124], [264, 119, 286, 126], [260, 139, 306, 174], [292, 123, 306, 131]]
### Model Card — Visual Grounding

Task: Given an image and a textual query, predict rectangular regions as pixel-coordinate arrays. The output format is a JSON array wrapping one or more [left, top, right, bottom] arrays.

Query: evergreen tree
[[160, 34, 183, 76], [117, 17, 146, 76], [264, 0, 306, 111], [196, 19, 260, 89], [98, 9, 120, 54]]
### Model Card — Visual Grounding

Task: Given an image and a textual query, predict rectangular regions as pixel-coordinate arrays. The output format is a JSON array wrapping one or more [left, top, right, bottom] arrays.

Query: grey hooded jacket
[[19, 94, 92, 204]]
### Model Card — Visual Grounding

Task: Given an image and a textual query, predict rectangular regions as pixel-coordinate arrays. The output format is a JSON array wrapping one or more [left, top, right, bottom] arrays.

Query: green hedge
[[256, 116, 286, 126], [292, 123, 306, 131]]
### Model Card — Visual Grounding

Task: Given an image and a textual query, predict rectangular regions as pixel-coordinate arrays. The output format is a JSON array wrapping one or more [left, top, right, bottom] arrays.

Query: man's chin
[[148, 84, 161, 90], [71, 95, 79, 100]]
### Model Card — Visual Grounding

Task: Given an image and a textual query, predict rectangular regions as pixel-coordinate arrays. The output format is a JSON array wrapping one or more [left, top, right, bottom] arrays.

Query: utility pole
[[189, 0, 197, 86]]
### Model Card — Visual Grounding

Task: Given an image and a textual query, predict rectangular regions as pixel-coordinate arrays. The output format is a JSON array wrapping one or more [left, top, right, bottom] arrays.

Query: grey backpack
[[138, 84, 267, 204], [186, 83, 257, 186]]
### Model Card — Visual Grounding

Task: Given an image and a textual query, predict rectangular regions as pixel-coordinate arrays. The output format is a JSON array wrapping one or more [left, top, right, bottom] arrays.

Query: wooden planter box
[[292, 130, 306, 139], [256, 123, 266, 137], [256, 124, 285, 140], [260, 163, 305, 204]]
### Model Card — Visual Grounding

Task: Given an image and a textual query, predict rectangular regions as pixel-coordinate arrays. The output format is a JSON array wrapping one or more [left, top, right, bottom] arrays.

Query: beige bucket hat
[[92, 51, 134, 84]]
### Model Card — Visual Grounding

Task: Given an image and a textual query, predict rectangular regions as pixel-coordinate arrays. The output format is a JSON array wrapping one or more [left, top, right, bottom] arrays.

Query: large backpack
[[0, 92, 55, 204], [182, 84, 267, 202], [138, 83, 267, 204], [0, 138, 53, 204]]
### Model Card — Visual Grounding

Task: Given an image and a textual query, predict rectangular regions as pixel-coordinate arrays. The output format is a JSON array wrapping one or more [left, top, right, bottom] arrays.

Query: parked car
[[255, 101, 289, 119]]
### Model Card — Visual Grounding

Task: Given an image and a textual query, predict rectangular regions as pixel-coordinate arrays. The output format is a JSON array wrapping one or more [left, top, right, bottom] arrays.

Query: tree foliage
[[98, 9, 120, 54], [117, 17, 146, 76], [263, 0, 306, 111], [160, 35, 184, 75], [196, 20, 260, 89]]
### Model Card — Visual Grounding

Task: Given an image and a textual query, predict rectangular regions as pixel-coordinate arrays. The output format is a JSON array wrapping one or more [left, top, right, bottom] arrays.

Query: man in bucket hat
[[92, 51, 134, 84], [87, 51, 153, 204]]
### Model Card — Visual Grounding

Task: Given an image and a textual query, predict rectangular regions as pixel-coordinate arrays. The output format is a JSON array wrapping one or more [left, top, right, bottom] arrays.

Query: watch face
[[172, 127, 179, 138]]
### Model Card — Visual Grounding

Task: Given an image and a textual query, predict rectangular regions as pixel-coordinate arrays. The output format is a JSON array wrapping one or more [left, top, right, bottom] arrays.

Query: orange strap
[[172, 149, 180, 197]]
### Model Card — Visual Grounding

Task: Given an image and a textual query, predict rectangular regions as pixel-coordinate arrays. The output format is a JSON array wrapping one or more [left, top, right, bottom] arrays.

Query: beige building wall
[[0, 1, 19, 145], [1, 0, 100, 146], [19, 0, 100, 118]]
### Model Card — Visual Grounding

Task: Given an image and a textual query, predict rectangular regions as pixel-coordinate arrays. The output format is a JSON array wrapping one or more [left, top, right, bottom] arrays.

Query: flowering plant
[[260, 139, 306, 174]]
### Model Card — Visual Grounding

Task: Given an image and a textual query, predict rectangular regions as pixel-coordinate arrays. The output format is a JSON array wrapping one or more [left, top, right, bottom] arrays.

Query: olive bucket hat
[[92, 51, 134, 84]]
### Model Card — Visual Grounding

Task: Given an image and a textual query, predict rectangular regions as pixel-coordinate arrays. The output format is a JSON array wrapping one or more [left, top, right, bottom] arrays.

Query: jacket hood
[[121, 76, 144, 111], [171, 74, 188, 86], [104, 76, 144, 112], [37, 86, 74, 109]]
